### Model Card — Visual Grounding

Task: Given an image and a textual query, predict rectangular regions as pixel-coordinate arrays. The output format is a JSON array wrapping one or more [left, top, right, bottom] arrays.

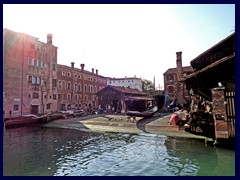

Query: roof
[[57, 64, 106, 78], [108, 77, 142, 81], [124, 96, 155, 101], [190, 32, 235, 64], [97, 85, 147, 96], [163, 66, 193, 75], [182, 53, 235, 81]]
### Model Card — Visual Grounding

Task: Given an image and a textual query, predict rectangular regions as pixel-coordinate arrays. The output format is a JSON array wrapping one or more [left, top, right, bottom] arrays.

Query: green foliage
[[142, 79, 155, 95]]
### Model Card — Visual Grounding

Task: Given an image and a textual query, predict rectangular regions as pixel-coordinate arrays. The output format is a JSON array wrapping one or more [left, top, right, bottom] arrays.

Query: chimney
[[92, 68, 94, 74], [176, 51, 183, 80], [96, 69, 98, 75], [80, 64, 85, 71], [47, 34, 53, 45], [71, 62, 74, 68]]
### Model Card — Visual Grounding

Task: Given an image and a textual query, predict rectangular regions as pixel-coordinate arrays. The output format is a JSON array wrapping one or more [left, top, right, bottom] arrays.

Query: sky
[[3, 4, 235, 90]]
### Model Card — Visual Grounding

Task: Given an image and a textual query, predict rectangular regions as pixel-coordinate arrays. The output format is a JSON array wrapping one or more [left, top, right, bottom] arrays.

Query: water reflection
[[3, 126, 235, 176]]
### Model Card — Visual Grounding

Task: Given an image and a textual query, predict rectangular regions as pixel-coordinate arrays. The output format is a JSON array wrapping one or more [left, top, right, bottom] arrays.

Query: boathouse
[[182, 32, 235, 139], [96, 85, 154, 113]]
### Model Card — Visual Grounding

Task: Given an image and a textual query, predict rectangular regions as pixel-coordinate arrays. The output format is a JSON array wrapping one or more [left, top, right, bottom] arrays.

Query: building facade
[[3, 29, 108, 118], [163, 52, 193, 107], [107, 76, 142, 91], [57, 63, 107, 111], [3, 28, 58, 118]]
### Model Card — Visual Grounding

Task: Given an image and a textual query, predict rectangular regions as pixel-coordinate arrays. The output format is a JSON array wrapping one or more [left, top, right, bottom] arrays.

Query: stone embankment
[[44, 113, 214, 142]]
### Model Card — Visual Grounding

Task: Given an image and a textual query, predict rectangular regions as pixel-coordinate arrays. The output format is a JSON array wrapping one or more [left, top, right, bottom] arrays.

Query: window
[[37, 60, 42, 67], [37, 77, 41, 85], [67, 72, 70, 77], [89, 85, 93, 93], [91, 95, 95, 101], [78, 84, 81, 91], [67, 94, 71, 101], [52, 79, 57, 87], [67, 82, 71, 90], [33, 92, 39, 99], [85, 95, 88, 101], [58, 94, 61, 100], [58, 81, 62, 89], [167, 85, 174, 94], [13, 104, 19, 111], [53, 94, 57, 100], [167, 74, 174, 81], [85, 85, 87, 92], [62, 72, 65, 76], [32, 76, 37, 84], [46, 103, 51, 109], [52, 64, 56, 71], [28, 76, 32, 83]]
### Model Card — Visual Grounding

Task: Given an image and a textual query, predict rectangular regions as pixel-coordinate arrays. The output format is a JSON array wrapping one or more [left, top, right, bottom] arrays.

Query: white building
[[107, 76, 142, 91]]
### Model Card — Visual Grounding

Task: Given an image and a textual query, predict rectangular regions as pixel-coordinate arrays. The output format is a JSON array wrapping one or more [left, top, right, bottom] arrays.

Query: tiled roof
[[57, 64, 106, 78], [111, 86, 147, 95], [163, 66, 193, 75], [182, 66, 194, 72], [97, 85, 147, 96]]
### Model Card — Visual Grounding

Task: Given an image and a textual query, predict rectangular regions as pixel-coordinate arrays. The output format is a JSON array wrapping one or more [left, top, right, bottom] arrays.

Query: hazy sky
[[3, 4, 235, 89]]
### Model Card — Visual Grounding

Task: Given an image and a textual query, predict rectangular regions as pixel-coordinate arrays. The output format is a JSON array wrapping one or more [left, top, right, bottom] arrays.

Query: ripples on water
[[3, 126, 235, 176]]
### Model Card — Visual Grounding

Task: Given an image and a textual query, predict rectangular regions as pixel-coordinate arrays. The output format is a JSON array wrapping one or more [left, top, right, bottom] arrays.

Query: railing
[[225, 91, 235, 137]]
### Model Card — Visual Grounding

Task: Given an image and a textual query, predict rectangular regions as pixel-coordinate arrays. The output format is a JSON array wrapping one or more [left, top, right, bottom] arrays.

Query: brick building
[[57, 63, 107, 111], [3, 29, 107, 118], [3, 28, 58, 118], [163, 52, 193, 107]]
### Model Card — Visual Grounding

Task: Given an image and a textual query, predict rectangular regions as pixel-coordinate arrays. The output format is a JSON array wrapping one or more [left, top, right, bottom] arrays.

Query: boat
[[126, 107, 157, 118]]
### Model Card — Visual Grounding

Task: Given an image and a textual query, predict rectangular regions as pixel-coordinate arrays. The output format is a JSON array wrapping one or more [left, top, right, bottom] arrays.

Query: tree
[[142, 79, 155, 95]]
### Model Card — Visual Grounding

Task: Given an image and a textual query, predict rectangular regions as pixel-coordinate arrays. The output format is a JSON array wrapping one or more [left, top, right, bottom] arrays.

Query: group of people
[[104, 102, 122, 114], [169, 95, 213, 126]]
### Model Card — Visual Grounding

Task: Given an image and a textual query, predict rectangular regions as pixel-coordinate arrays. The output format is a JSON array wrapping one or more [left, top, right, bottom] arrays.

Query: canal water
[[3, 126, 235, 176]]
